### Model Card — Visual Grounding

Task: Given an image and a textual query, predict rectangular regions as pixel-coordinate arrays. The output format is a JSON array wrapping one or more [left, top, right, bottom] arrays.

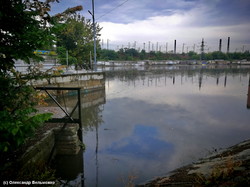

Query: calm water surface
[[58, 66, 250, 186]]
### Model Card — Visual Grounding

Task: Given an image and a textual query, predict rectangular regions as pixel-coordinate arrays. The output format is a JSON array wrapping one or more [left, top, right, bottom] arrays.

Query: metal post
[[66, 50, 69, 69], [78, 89, 82, 130], [92, 0, 97, 71], [77, 88, 83, 141]]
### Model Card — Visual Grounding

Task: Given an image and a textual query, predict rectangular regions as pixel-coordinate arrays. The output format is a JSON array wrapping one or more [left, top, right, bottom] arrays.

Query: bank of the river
[[139, 139, 250, 186]]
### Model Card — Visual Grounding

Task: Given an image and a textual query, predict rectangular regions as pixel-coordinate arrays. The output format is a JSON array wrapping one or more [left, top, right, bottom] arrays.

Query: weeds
[[120, 172, 138, 187], [197, 155, 248, 186]]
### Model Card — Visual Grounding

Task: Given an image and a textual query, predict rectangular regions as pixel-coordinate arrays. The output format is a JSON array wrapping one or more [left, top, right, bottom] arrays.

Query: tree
[[56, 46, 77, 65], [54, 14, 101, 69], [0, 0, 82, 153], [99, 49, 118, 61], [140, 49, 147, 60], [125, 48, 139, 60], [0, 0, 53, 71]]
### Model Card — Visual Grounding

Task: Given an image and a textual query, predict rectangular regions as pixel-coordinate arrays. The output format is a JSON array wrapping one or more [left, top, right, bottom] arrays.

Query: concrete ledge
[[19, 123, 81, 169]]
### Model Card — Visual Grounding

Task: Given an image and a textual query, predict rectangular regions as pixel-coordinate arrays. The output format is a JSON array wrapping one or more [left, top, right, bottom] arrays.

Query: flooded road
[[57, 65, 250, 186]]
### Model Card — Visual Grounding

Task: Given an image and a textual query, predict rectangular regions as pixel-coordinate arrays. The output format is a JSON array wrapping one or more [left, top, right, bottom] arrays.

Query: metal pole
[[78, 89, 82, 129], [66, 50, 69, 69], [92, 0, 97, 71]]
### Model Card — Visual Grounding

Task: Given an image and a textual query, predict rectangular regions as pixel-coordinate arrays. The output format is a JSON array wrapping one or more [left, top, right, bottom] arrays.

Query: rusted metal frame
[[35, 87, 82, 124], [44, 89, 74, 122]]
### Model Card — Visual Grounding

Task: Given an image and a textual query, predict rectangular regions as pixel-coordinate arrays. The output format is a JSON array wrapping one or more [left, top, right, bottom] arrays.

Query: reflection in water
[[95, 114, 99, 187], [54, 149, 84, 186], [248, 76, 250, 109], [57, 65, 250, 187], [105, 125, 174, 160], [49, 88, 105, 187]]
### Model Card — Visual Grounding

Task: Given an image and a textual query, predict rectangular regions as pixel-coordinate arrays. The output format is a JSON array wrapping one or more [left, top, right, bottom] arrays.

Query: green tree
[[0, 0, 81, 153], [188, 51, 199, 60], [125, 48, 139, 60], [56, 46, 77, 65], [211, 51, 228, 60], [99, 49, 118, 60], [0, 0, 53, 71], [140, 49, 147, 60], [54, 14, 101, 69], [0, 0, 53, 153]]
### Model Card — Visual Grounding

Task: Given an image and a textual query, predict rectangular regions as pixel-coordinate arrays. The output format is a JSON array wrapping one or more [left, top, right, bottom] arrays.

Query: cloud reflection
[[104, 124, 174, 160]]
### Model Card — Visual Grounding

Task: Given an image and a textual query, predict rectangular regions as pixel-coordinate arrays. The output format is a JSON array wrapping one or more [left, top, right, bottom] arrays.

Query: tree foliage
[[0, 0, 53, 71], [0, 0, 82, 153], [54, 14, 102, 69], [98, 48, 250, 61]]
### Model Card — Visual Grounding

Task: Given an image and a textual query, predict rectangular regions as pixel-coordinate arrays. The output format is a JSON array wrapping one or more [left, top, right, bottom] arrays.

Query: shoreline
[[139, 139, 250, 186]]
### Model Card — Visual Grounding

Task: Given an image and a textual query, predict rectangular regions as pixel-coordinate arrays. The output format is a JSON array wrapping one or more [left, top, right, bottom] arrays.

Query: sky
[[51, 0, 250, 53]]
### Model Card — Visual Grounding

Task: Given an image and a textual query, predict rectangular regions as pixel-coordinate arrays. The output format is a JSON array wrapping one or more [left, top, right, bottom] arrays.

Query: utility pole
[[88, 0, 97, 71], [166, 42, 168, 53], [66, 50, 69, 69]]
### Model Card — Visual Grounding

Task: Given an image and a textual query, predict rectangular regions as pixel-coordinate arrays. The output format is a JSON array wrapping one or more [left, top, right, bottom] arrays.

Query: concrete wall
[[31, 72, 105, 91], [19, 124, 81, 168]]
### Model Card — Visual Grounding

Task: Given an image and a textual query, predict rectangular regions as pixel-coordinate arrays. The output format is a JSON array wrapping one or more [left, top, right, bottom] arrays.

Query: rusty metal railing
[[34, 86, 82, 130]]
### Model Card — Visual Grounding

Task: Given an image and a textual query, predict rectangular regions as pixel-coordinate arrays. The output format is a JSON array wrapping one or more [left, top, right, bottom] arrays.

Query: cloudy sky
[[51, 0, 250, 53]]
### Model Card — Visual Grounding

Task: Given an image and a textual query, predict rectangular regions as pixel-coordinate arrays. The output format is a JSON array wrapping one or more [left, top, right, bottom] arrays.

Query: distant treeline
[[98, 48, 250, 61]]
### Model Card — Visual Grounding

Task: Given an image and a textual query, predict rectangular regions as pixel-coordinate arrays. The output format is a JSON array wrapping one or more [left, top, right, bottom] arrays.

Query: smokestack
[[174, 40, 176, 54], [219, 39, 222, 52], [227, 37, 230, 53]]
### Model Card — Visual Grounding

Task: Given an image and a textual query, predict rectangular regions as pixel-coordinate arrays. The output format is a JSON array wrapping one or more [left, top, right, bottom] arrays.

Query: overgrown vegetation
[[0, 0, 53, 154], [17, 161, 56, 181], [0, 69, 52, 152], [0, 0, 87, 156]]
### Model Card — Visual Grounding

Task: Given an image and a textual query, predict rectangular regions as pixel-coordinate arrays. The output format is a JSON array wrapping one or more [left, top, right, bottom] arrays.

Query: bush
[[0, 69, 52, 153]]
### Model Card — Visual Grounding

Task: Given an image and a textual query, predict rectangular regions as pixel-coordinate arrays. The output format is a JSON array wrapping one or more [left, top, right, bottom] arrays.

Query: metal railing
[[35, 86, 82, 130]]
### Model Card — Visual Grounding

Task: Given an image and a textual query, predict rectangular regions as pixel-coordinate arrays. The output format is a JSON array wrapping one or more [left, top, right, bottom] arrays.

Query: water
[[56, 65, 250, 186]]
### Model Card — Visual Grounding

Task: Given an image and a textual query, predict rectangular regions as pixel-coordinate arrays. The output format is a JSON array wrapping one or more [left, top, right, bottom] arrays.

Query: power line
[[96, 0, 130, 20]]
